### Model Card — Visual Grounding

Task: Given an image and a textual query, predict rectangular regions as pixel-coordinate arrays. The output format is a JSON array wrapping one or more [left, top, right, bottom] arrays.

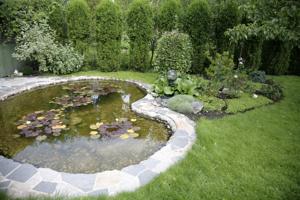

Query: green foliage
[[269, 41, 293, 75], [48, 1, 68, 42], [175, 76, 199, 96], [256, 80, 283, 101], [156, 0, 182, 33], [182, 0, 212, 73], [206, 51, 235, 82], [167, 94, 200, 114], [0, 0, 55, 41], [95, 0, 122, 71], [225, 0, 300, 75], [249, 70, 266, 83], [127, 0, 153, 71], [154, 31, 192, 74], [152, 75, 208, 96], [226, 93, 272, 114], [198, 95, 225, 112], [13, 20, 83, 74], [214, 0, 240, 52], [66, 0, 91, 53]]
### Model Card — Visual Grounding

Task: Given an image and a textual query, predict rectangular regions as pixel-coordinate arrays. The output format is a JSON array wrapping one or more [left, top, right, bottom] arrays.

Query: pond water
[[0, 80, 170, 173]]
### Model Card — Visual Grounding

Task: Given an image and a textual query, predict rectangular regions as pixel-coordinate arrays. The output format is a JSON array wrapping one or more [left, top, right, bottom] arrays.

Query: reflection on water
[[0, 80, 170, 173]]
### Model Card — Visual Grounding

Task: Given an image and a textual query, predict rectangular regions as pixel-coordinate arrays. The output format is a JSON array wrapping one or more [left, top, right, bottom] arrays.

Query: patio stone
[[0, 180, 10, 188], [88, 189, 108, 196], [122, 164, 146, 176], [7, 164, 37, 183], [61, 173, 95, 192], [138, 170, 158, 185], [33, 181, 57, 194], [169, 137, 189, 149], [0, 158, 20, 176]]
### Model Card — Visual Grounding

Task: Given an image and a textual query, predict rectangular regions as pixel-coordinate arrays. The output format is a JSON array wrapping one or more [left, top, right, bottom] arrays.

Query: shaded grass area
[[1, 75, 300, 200]]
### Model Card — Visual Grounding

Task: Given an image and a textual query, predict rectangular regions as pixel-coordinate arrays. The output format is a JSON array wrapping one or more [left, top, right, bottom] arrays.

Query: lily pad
[[70, 117, 82, 126], [90, 134, 101, 139], [17, 125, 27, 130], [89, 131, 98, 135], [36, 135, 47, 141], [127, 129, 134, 133], [130, 118, 137, 122], [90, 124, 98, 130], [129, 133, 139, 138], [120, 134, 129, 139]]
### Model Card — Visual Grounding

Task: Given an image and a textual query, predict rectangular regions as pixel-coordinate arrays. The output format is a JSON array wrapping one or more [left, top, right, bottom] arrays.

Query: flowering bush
[[13, 19, 83, 74]]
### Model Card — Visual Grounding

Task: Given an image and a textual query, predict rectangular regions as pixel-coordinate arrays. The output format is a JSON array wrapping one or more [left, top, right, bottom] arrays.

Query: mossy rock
[[167, 95, 203, 114]]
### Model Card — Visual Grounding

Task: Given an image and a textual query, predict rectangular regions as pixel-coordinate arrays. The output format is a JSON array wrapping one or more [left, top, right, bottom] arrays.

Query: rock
[[192, 101, 204, 114]]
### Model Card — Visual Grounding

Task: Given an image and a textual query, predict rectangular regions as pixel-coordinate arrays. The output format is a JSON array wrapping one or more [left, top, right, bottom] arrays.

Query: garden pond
[[0, 80, 170, 173]]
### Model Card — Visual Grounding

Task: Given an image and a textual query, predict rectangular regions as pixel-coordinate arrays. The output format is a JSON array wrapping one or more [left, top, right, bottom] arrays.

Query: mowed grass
[[1, 74, 299, 200]]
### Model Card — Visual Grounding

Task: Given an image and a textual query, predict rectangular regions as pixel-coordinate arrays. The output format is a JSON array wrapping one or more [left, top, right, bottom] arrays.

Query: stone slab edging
[[0, 76, 196, 198]]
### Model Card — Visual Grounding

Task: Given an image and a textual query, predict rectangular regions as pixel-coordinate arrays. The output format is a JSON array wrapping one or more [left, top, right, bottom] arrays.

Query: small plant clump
[[16, 109, 67, 139]]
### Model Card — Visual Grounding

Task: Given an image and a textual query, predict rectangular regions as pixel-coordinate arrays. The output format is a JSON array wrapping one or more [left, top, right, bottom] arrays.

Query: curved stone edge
[[0, 76, 196, 198]]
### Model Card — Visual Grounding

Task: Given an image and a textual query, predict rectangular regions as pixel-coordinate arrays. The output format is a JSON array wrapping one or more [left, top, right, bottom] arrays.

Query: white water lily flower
[[234, 74, 238, 78], [253, 94, 258, 98]]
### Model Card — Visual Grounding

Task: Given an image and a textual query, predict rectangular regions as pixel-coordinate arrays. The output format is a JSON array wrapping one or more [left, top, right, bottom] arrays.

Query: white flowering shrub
[[13, 19, 83, 74]]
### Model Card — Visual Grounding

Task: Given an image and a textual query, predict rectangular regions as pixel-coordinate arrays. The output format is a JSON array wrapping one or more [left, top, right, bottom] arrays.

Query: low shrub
[[154, 31, 192, 74], [198, 95, 226, 112], [167, 95, 203, 114], [256, 81, 283, 101], [13, 19, 83, 74], [249, 70, 266, 83]]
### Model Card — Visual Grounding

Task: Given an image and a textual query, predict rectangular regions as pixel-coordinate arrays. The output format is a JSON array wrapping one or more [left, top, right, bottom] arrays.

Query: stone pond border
[[0, 76, 196, 198]]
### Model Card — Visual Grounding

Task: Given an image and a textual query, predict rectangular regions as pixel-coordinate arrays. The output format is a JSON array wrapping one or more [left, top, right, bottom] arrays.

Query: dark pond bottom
[[0, 80, 170, 173]]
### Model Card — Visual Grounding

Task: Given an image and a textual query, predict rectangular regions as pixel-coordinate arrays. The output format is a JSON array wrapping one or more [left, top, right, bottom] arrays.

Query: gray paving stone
[[88, 189, 108, 196], [138, 170, 158, 185], [173, 129, 189, 138], [7, 164, 37, 183], [169, 137, 189, 149], [0, 180, 10, 188], [0, 158, 20, 176], [61, 173, 95, 192], [142, 158, 160, 169], [122, 164, 146, 176], [33, 181, 57, 194]]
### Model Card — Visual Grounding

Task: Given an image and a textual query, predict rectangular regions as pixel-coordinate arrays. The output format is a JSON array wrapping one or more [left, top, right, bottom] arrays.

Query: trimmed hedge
[[154, 30, 192, 74], [95, 0, 122, 71], [66, 0, 91, 53], [156, 0, 182, 33], [127, 0, 153, 71], [182, 0, 212, 73]]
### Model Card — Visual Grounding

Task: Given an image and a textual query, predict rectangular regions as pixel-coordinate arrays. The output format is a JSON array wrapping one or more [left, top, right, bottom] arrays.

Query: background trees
[[0, 0, 299, 75], [95, 0, 122, 71], [66, 0, 91, 54], [127, 0, 153, 71], [182, 0, 212, 73]]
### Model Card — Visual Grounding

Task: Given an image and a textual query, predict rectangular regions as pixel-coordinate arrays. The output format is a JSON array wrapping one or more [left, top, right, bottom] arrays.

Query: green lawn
[[1, 73, 300, 200]]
